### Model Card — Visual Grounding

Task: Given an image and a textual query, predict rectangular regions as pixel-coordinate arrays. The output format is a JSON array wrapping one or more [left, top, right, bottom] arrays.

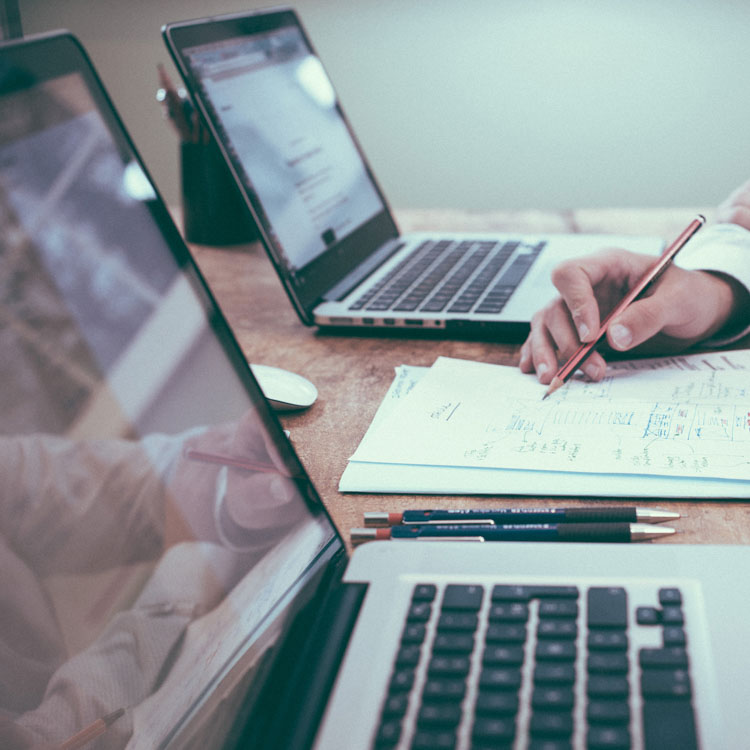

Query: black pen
[[351, 523, 675, 544], [364, 507, 680, 527]]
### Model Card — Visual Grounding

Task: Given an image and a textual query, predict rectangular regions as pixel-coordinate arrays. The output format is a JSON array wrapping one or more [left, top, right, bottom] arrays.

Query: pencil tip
[[543, 376, 564, 400], [103, 708, 125, 726]]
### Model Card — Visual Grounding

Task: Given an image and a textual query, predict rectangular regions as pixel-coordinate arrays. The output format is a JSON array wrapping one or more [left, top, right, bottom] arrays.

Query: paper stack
[[341, 350, 750, 498]]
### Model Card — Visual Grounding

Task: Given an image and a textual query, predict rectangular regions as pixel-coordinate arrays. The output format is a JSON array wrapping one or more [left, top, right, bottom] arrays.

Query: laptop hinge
[[323, 239, 404, 302], [284, 580, 368, 748], [229, 569, 368, 750]]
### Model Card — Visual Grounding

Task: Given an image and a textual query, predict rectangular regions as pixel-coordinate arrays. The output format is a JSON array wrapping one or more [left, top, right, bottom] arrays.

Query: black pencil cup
[[180, 139, 259, 246]]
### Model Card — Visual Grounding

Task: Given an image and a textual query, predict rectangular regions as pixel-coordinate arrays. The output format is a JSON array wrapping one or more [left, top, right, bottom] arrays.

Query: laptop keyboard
[[348, 239, 546, 315], [373, 582, 698, 749]]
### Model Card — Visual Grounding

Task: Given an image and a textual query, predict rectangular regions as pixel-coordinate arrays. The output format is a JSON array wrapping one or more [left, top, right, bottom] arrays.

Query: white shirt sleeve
[[675, 222, 750, 345]]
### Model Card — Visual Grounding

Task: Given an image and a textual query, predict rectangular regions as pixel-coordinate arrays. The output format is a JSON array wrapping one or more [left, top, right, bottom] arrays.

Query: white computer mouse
[[250, 363, 318, 412]]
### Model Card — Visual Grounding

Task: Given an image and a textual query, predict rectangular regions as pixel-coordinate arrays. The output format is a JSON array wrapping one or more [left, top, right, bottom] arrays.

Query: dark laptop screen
[[182, 24, 384, 273], [0, 33, 338, 750], [165, 9, 400, 323]]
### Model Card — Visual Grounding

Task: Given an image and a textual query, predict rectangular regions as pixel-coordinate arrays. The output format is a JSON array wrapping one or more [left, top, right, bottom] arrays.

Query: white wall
[[19, 0, 750, 212]]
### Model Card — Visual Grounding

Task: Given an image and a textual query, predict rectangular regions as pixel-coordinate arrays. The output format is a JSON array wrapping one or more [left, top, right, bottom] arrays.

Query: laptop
[[162, 7, 663, 338], [2, 30, 748, 750]]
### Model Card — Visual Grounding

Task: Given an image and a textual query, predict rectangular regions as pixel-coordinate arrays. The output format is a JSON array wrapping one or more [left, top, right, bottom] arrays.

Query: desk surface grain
[[188, 207, 750, 549]]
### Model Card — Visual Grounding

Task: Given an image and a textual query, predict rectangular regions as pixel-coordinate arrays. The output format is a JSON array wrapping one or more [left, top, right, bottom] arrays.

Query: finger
[[579, 350, 608, 381], [518, 340, 533, 373], [527, 302, 609, 382], [549, 249, 643, 342], [716, 204, 750, 231], [526, 308, 561, 383], [550, 261, 602, 342], [543, 299, 608, 380]]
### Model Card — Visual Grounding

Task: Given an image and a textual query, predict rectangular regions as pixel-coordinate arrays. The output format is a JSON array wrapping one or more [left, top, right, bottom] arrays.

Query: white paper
[[341, 351, 750, 496]]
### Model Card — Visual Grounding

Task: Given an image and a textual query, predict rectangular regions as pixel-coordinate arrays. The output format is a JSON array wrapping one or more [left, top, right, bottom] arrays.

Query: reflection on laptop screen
[[0, 42, 337, 750], [182, 25, 384, 272]]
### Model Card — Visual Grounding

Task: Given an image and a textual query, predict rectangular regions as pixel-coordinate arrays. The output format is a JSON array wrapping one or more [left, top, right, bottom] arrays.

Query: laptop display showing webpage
[[163, 8, 663, 337], [4, 30, 750, 750]]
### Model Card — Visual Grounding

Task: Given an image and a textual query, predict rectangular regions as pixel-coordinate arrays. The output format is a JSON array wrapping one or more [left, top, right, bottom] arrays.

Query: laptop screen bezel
[[0, 28, 348, 746], [163, 6, 401, 325]]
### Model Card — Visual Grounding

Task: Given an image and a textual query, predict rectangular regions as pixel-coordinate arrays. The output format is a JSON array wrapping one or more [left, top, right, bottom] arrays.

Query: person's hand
[[716, 178, 750, 230], [519, 249, 741, 383], [165, 408, 302, 548]]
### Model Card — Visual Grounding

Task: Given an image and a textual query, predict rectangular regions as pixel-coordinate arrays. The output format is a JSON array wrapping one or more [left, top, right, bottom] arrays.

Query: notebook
[[162, 7, 663, 338], [2, 30, 748, 750]]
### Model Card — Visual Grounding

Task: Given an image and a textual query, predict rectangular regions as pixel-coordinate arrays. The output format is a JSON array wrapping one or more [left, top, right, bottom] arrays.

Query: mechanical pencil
[[351, 523, 675, 544], [364, 507, 680, 527]]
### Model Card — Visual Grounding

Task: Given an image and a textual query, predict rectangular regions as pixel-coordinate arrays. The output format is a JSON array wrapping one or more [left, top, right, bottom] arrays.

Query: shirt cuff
[[675, 222, 750, 345]]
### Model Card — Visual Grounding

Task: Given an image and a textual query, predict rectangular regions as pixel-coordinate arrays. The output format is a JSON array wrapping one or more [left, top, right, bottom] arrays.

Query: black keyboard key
[[539, 600, 579, 619], [441, 584, 484, 611], [536, 641, 577, 661], [401, 623, 427, 644], [381, 693, 409, 717], [407, 602, 432, 622], [488, 602, 529, 622], [662, 626, 687, 647], [642, 698, 698, 750], [390, 668, 415, 692], [658, 587, 682, 606], [639, 647, 688, 669], [531, 686, 575, 710], [587, 700, 630, 724], [422, 678, 466, 702], [479, 667, 523, 690], [587, 725, 631, 748], [483, 644, 525, 666], [396, 645, 422, 667], [534, 663, 576, 685], [587, 587, 627, 628], [587, 652, 628, 674], [587, 675, 629, 699], [588, 631, 628, 651], [428, 655, 471, 677], [412, 584, 437, 602], [410, 729, 456, 749], [374, 719, 402, 747], [472, 716, 516, 743], [636, 606, 661, 626], [417, 702, 462, 728], [530, 711, 574, 737], [494, 249, 537, 286], [486, 623, 527, 643], [537, 620, 577, 640], [475, 690, 519, 715], [491, 584, 533, 601], [527, 586, 579, 600], [661, 606, 684, 625], [641, 669, 691, 698], [437, 612, 478, 632], [445, 301, 473, 313], [432, 632, 474, 653], [528, 741, 572, 750]]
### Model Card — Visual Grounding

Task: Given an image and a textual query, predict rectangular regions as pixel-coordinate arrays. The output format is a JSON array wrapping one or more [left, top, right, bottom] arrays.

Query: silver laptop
[[2, 30, 747, 750], [163, 7, 663, 337]]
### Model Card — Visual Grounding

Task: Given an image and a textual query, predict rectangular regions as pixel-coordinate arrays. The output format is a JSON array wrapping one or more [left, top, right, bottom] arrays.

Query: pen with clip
[[364, 506, 679, 527], [351, 523, 675, 544], [544, 214, 706, 398]]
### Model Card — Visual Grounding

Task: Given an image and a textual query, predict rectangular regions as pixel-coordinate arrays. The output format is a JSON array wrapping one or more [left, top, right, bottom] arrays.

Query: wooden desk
[[189, 208, 750, 549]]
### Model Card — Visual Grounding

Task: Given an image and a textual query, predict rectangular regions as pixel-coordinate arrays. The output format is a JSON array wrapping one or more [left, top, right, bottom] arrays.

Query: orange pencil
[[184, 449, 303, 479], [59, 708, 125, 750], [543, 214, 706, 399]]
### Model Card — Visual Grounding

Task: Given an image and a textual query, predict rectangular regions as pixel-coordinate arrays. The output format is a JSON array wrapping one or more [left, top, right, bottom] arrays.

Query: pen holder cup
[[180, 139, 259, 246]]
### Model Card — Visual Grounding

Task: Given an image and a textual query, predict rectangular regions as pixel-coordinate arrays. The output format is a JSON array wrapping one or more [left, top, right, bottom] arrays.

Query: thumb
[[606, 294, 669, 351]]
